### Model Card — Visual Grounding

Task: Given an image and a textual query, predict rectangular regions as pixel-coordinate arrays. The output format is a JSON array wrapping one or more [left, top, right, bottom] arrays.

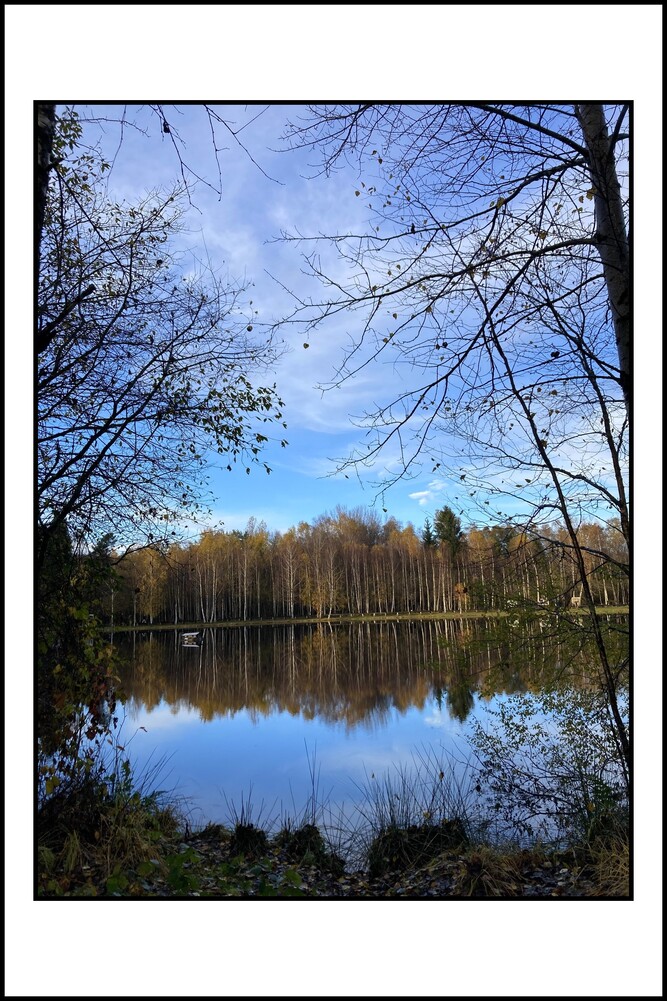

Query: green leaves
[[136, 860, 158, 878], [165, 847, 201, 892], [106, 871, 129, 895]]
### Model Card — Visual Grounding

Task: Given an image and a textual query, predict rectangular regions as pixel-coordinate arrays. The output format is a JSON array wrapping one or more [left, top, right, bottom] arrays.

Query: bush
[[275, 822, 345, 875], [469, 687, 629, 849], [37, 742, 182, 894], [229, 824, 269, 859]]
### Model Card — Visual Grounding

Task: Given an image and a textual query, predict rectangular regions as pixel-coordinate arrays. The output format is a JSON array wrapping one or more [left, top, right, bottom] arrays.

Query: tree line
[[89, 506, 628, 626]]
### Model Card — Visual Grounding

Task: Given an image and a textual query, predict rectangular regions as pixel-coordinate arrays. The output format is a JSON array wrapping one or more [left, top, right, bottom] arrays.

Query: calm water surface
[[112, 617, 621, 830]]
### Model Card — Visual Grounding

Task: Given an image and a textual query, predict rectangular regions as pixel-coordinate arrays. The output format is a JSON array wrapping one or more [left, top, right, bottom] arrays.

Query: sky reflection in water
[[113, 618, 618, 829], [118, 691, 473, 827]]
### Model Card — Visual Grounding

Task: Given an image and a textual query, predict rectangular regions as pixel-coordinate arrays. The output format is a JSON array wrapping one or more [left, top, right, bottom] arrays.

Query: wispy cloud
[[408, 479, 449, 508], [40, 104, 627, 539]]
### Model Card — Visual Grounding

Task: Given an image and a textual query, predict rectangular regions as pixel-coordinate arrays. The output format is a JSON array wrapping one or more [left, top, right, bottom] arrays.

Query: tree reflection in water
[[115, 616, 627, 729], [110, 617, 626, 833]]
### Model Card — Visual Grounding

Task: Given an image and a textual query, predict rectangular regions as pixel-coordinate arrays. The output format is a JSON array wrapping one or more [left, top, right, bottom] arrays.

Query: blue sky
[[65, 101, 516, 538], [61, 101, 628, 543]]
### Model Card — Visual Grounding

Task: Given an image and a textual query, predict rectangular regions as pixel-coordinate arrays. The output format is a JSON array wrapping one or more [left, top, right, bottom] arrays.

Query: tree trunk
[[36, 102, 56, 268], [576, 103, 631, 416]]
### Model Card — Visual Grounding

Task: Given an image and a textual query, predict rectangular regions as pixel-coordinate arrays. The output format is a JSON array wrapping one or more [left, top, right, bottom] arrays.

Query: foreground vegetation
[[38, 729, 629, 899], [37, 813, 629, 899]]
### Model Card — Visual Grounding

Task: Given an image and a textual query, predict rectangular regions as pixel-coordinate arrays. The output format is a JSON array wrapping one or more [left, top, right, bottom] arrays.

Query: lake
[[111, 616, 628, 843]]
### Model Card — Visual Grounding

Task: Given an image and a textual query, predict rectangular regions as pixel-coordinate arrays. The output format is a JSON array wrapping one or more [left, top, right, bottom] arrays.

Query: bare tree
[[280, 103, 629, 770], [37, 108, 286, 563], [35, 102, 280, 265]]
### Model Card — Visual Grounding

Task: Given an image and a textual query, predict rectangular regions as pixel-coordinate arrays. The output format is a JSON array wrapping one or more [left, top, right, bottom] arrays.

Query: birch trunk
[[576, 103, 631, 416]]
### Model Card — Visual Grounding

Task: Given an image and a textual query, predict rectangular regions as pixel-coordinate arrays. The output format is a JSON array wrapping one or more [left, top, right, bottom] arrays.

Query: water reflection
[[115, 616, 626, 729], [111, 617, 627, 830]]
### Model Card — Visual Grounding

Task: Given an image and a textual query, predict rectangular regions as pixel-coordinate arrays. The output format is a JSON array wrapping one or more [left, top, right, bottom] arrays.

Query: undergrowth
[[37, 734, 629, 898]]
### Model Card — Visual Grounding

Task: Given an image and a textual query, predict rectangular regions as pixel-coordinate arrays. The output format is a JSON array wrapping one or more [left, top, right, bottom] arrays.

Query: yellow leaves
[[538, 230, 548, 240]]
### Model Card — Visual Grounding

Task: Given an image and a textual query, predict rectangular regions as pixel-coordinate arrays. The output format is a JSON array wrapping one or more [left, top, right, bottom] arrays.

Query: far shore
[[104, 607, 629, 633]]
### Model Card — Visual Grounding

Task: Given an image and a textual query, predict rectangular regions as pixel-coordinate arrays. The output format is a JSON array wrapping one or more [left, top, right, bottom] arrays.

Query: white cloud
[[408, 478, 450, 508], [121, 700, 202, 732]]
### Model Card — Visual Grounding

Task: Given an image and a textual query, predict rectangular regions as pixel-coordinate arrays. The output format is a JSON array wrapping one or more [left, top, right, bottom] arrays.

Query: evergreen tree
[[434, 506, 464, 557], [422, 517, 437, 548]]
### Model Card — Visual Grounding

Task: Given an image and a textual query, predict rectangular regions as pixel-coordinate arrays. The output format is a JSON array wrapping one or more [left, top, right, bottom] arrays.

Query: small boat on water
[[181, 631, 203, 647]]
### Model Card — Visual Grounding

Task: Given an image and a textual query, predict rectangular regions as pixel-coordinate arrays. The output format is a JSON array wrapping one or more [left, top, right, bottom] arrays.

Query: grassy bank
[[37, 807, 630, 899], [37, 752, 629, 899], [106, 607, 629, 633]]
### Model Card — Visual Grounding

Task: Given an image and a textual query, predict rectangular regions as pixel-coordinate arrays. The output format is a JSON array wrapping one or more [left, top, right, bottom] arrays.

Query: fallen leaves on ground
[[41, 826, 609, 898]]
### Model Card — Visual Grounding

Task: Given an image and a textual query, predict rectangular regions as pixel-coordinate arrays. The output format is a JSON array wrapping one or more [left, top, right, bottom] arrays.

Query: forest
[[91, 505, 628, 626]]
